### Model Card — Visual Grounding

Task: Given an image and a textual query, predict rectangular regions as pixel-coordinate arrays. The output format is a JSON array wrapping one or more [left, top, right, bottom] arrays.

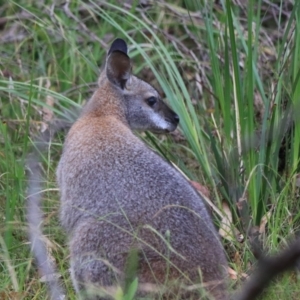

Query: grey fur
[[57, 39, 228, 299]]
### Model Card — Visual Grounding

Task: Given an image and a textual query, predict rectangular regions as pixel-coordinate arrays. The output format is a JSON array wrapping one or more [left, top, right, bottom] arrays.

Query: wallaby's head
[[97, 38, 179, 133]]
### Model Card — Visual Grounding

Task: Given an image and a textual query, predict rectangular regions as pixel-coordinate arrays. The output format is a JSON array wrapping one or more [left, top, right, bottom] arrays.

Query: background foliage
[[0, 0, 300, 299]]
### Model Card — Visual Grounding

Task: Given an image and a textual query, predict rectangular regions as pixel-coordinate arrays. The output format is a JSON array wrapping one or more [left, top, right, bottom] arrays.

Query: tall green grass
[[0, 0, 300, 298]]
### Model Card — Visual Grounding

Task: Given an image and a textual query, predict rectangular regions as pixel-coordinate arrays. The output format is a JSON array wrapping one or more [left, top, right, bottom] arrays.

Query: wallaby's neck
[[82, 82, 128, 126]]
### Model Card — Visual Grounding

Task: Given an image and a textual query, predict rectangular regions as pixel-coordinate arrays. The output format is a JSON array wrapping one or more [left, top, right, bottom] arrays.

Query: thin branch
[[234, 238, 300, 300]]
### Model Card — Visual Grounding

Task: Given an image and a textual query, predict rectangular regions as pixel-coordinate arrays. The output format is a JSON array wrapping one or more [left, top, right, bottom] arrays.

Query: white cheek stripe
[[150, 113, 169, 130]]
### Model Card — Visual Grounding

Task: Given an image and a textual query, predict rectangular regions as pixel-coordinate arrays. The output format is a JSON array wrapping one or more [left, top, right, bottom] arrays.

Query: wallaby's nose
[[173, 113, 180, 124]]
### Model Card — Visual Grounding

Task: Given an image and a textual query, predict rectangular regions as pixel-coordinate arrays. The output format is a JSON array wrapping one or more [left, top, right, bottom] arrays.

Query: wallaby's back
[[57, 39, 228, 299]]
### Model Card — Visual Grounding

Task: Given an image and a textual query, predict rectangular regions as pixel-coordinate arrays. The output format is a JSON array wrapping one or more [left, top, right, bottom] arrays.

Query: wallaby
[[55, 38, 228, 299]]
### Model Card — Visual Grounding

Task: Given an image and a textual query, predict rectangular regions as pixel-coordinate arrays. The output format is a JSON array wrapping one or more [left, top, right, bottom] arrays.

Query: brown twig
[[234, 238, 300, 300], [63, 0, 107, 48]]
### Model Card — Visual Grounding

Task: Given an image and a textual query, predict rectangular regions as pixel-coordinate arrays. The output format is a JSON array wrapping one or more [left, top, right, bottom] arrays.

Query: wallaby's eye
[[146, 97, 157, 107]]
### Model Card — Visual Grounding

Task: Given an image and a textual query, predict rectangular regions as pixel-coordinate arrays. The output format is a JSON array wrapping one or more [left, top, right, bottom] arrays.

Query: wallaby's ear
[[108, 38, 128, 55], [106, 51, 131, 89], [106, 39, 131, 89]]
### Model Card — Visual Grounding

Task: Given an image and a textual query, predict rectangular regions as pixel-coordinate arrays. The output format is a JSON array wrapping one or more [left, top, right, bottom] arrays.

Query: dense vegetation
[[0, 0, 299, 299]]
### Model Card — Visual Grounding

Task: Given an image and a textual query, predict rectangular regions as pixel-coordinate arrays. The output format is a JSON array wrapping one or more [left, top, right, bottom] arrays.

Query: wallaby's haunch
[[57, 39, 228, 299]]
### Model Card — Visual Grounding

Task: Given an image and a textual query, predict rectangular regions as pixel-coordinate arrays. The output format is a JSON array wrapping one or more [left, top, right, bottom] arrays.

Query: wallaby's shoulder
[[66, 114, 131, 145]]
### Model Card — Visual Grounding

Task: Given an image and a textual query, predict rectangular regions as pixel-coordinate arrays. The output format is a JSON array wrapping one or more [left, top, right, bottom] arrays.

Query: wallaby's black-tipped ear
[[108, 38, 128, 56], [106, 50, 131, 89]]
